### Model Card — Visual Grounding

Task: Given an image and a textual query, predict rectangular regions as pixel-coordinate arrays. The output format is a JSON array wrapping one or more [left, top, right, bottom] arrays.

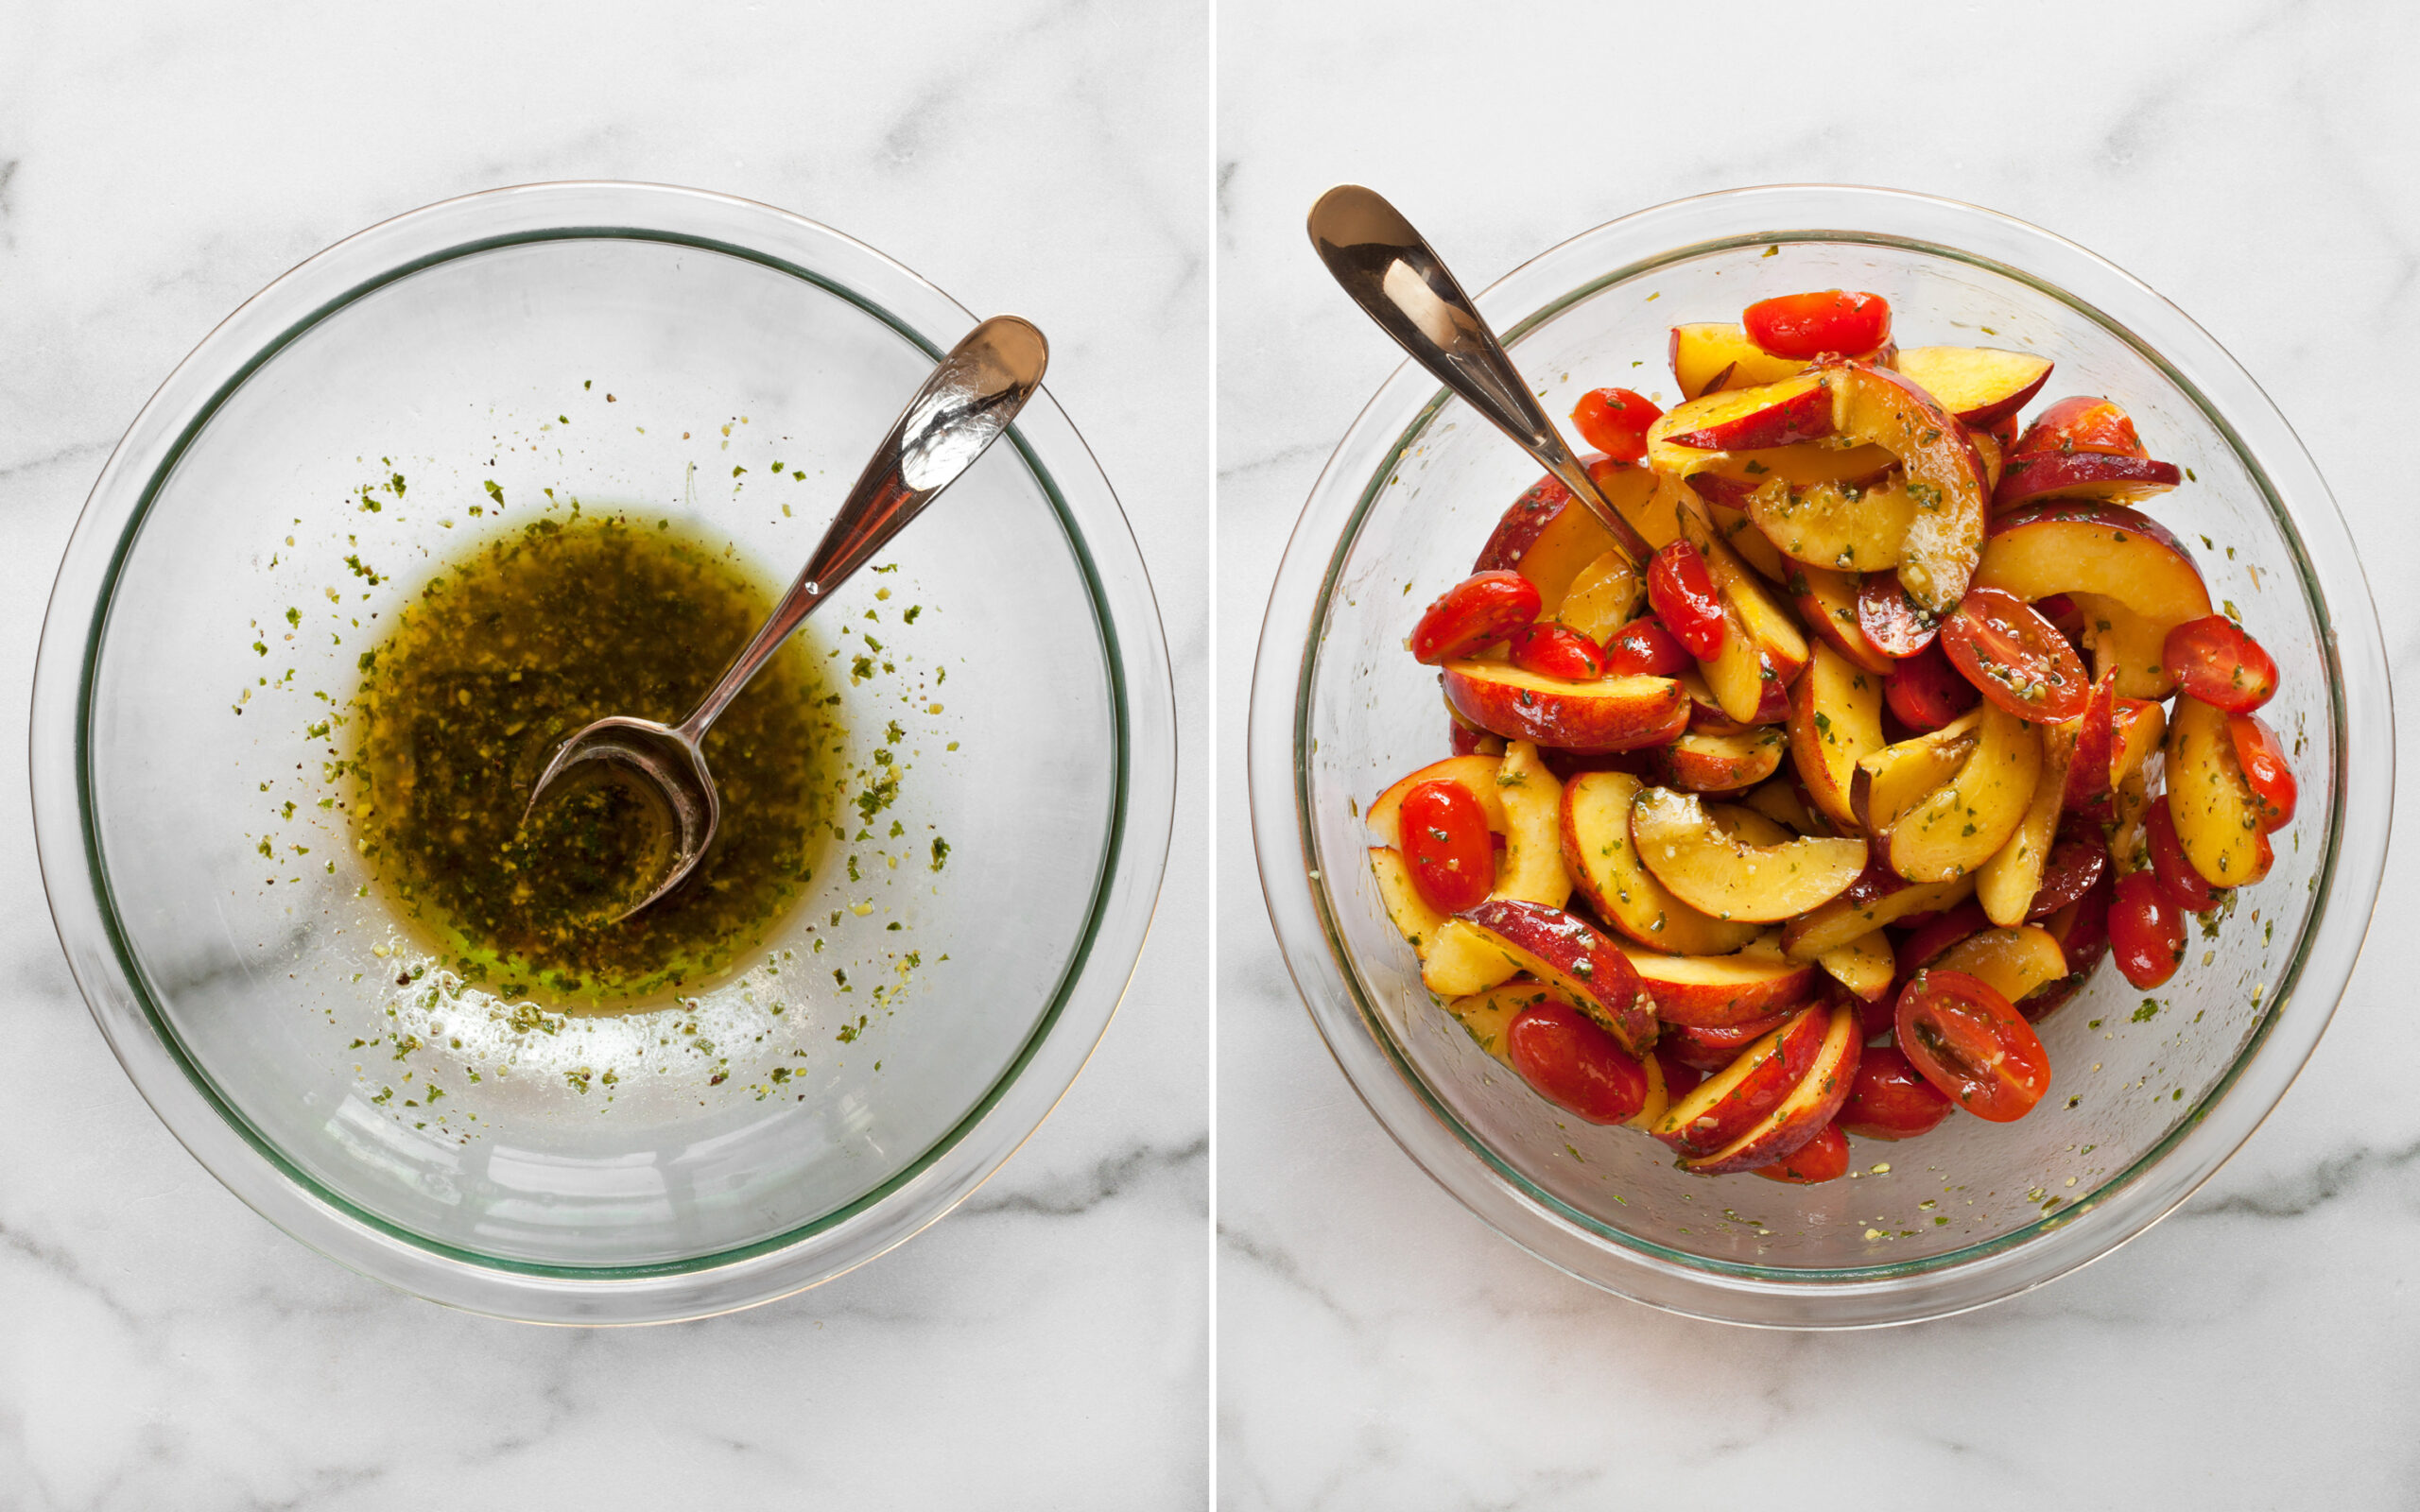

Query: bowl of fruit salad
[[1248, 184, 2391, 1327]]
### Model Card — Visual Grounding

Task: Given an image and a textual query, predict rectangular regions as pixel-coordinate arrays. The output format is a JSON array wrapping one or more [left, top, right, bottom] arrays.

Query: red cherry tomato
[[1506, 1003, 1651, 1125], [1856, 574, 1940, 659], [1840, 1044, 1956, 1141], [1599, 616, 1693, 677], [1569, 387, 1664, 464], [1399, 780, 1494, 915], [2026, 824, 2109, 919], [1506, 622, 1608, 680], [1884, 641, 1981, 732], [2108, 869, 2184, 988], [1646, 541, 1726, 662], [2163, 615, 2278, 713], [1741, 289, 1893, 360], [1754, 1121, 1849, 1183], [1659, 1011, 1794, 1074], [1893, 969, 2050, 1123], [1940, 586, 2089, 721], [1409, 570, 1540, 664], [2229, 713, 2298, 833], [2011, 395, 2144, 458], [2144, 799, 2218, 914]]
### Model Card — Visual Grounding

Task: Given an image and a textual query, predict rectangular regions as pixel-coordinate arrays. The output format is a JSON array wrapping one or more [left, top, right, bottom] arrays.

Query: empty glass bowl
[[33, 182, 1174, 1322], [1249, 184, 2389, 1326]]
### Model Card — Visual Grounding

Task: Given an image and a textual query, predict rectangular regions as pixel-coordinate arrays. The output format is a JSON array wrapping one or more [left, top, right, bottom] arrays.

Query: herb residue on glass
[[347, 511, 832, 1005]]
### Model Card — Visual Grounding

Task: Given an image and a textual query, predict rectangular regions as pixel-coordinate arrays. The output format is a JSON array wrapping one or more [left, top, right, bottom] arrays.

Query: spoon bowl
[[525, 314, 1048, 915]]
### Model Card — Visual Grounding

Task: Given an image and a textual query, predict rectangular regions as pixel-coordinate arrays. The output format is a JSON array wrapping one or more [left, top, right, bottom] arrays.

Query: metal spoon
[[524, 314, 1049, 919], [1305, 184, 1652, 564]]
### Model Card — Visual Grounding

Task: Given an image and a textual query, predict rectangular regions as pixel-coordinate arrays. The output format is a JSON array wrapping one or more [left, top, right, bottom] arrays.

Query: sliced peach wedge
[[1893, 346, 2054, 429], [1456, 900, 1660, 1055], [1995, 453, 2182, 512], [1616, 936, 1817, 1028], [2166, 695, 2269, 889], [1885, 703, 2042, 884], [1651, 726, 1787, 795], [1651, 369, 1839, 456], [1682, 995, 1863, 1176], [1788, 642, 1887, 831], [1782, 865, 1976, 960], [1852, 709, 1983, 836], [1676, 508, 1808, 725], [1789, 563, 1896, 675], [1669, 321, 1820, 399], [1739, 468, 1917, 573], [1441, 661, 1688, 752], [1978, 717, 2076, 926], [1972, 501, 2210, 700], [1629, 784, 1868, 923], [1651, 1000, 1831, 1156], [1559, 769, 1763, 957]]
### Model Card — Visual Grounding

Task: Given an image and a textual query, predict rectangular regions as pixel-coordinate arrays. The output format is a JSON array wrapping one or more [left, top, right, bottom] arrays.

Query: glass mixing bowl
[[32, 182, 1174, 1323], [1249, 184, 2390, 1327]]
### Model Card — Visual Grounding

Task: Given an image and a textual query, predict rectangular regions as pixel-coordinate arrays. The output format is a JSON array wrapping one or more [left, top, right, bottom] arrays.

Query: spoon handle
[[1305, 184, 1652, 564], [673, 314, 1049, 743]]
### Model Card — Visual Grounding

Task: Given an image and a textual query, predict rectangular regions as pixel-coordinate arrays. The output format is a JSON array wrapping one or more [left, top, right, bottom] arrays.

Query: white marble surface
[[0, 3, 1205, 1506], [1219, 1, 2420, 1505]]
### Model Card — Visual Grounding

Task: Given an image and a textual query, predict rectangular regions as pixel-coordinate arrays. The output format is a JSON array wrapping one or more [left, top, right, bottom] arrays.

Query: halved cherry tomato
[[2065, 669, 2119, 813], [1506, 622, 1607, 680], [1857, 574, 1940, 659], [1570, 387, 1664, 464], [1646, 541, 1727, 661], [2229, 712, 2297, 832], [2144, 799, 2218, 914], [1599, 616, 1693, 677], [1506, 1003, 1651, 1125], [2026, 823, 2109, 919], [1893, 969, 2050, 1123], [2108, 869, 2184, 988], [1399, 780, 1494, 915], [1840, 1044, 1956, 1141], [1884, 641, 1981, 732], [1409, 570, 1540, 664], [1940, 586, 2089, 721], [2163, 615, 2278, 713], [2010, 395, 2144, 458], [1754, 1121, 1849, 1183], [1659, 1011, 1794, 1074], [1742, 289, 1893, 360]]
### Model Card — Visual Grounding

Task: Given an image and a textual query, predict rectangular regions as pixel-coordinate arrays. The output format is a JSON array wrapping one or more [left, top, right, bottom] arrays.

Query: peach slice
[[1928, 925, 2070, 1009], [1650, 369, 1839, 460], [1789, 562, 1896, 675], [1743, 470, 1917, 572], [1782, 868, 1976, 960], [1682, 996, 1864, 1176], [1978, 717, 2076, 926], [1559, 770, 1763, 957], [1473, 472, 1624, 609], [1629, 785, 1868, 923], [1669, 321, 1815, 399], [1740, 775, 1827, 836], [1973, 502, 2210, 699], [1851, 709, 1984, 835], [1457, 900, 1660, 1054], [1370, 845, 1513, 995], [1886, 704, 2042, 883], [1788, 642, 1887, 830], [1994, 452, 2182, 512], [1651, 1001, 1831, 1156], [1617, 937, 1818, 1028], [1441, 661, 1688, 753], [1687, 482, 1796, 584], [1677, 508, 1809, 725], [1554, 549, 1643, 644], [1490, 740, 1572, 909], [1893, 346, 2055, 428], [1651, 726, 1787, 795], [2111, 696, 2167, 785], [1825, 362, 1993, 615], [1678, 668, 1754, 735], [1817, 929, 1896, 1002], [2166, 695, 2268, 888]]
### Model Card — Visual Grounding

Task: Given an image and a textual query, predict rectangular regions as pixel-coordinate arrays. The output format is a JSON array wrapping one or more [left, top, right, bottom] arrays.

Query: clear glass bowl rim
[[1248, 182, 2393, 1328], [29, 181, 1178, 1324]]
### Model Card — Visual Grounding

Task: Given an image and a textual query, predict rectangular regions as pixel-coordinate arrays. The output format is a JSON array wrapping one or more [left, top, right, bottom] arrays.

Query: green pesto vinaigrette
[[348, 512, 831, 1006]]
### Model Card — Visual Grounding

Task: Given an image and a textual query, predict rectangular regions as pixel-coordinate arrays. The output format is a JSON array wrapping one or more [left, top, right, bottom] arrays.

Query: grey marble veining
[[1218, 0, 2420, 1506], [0, 1, 1207, 1506]]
